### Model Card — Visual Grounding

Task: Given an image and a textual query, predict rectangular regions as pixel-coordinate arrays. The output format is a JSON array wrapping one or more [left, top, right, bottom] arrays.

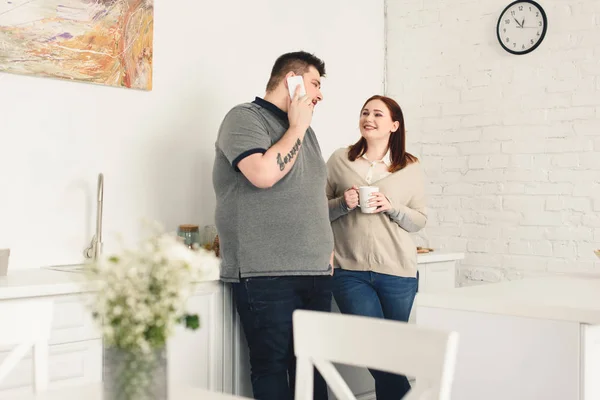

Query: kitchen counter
[[0, 251, 462, 301], [0, 253, 465, 399], [0, 266, 220, 301], [0, 268, 92, 300], [417, 251, 464, 264], [0, 266, 227, 398]]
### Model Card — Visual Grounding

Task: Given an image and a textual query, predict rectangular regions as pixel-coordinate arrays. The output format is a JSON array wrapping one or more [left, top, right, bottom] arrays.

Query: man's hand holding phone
[[287, 77, 313, 133]]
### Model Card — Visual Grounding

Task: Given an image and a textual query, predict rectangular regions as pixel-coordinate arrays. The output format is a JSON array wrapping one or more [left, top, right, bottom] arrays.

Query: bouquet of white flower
[[84, 221, 220, 400]]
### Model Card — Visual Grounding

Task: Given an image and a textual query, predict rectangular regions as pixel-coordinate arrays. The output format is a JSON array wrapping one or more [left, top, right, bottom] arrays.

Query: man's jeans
[[233, 275, 332, 400], [332, 269, 418, 400]]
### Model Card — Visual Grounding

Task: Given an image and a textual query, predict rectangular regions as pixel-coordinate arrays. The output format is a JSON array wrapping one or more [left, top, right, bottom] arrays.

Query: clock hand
[[513, 17, 522, 27], [521, 18, 525, 27]]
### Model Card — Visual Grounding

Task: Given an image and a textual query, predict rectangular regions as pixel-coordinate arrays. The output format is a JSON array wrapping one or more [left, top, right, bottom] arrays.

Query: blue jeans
[[332, 269, 418, 400], [233, 276, 332, 400]]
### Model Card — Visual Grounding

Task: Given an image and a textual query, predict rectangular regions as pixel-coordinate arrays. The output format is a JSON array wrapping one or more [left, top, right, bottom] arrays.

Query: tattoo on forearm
[[276, 138, 302, 171]]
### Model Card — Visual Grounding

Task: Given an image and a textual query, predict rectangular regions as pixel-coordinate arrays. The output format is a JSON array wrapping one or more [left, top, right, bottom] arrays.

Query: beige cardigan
[[326, 148, 428, 278]]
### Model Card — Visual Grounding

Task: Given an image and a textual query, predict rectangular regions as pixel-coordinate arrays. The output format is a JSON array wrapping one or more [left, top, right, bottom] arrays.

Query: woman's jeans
[[332, 269, 418, 400]]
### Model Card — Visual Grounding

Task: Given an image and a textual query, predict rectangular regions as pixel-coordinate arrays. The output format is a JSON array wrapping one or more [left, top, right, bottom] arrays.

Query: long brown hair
[[348, 95, 417, 173]]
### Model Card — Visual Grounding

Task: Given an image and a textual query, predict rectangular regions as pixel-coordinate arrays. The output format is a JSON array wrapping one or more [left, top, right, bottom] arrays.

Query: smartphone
[[287, 75, 306, 99]]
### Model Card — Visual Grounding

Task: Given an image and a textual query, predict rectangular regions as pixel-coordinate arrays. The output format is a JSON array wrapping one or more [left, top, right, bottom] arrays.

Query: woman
[[326, 95, 427, 400]]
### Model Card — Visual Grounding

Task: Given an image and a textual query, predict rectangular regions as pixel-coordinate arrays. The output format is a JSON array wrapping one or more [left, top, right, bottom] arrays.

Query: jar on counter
[[177, 224, 200, 249], [200, 225, 218, 247]]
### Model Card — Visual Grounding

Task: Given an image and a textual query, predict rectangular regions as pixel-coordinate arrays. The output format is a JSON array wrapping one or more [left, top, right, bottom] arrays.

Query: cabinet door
[[50, 294, 101, 345], [409, 261, 457, 324], [0, 339, 102, 399], [167, 282, 224, 392], [419, 261, 456, 293]]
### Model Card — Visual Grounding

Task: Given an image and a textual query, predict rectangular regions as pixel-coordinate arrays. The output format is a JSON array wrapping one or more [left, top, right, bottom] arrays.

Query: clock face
[[497, 0, 548, 55]]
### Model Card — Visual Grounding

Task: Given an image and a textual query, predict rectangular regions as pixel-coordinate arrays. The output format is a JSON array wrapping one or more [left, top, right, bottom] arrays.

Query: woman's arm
[[326, 150, 359, 222], [327, 178, 355, 222], [386, 162, 427, 232], [369, 162, 428, 232], [385, 204, 427, 232], [328, 197, 350, 222]]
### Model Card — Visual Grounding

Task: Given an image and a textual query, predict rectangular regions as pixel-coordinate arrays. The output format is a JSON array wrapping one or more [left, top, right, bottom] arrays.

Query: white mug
[[359, 186, 379, 214]]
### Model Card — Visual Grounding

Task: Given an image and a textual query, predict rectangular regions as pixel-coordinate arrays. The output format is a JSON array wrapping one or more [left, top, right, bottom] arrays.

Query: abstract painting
[[0, 0, 153, 90]]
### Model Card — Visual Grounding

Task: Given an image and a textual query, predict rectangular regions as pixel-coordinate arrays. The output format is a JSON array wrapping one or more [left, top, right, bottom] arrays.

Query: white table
[[415, 274, 600, 400], [14, 384, 251, 400]]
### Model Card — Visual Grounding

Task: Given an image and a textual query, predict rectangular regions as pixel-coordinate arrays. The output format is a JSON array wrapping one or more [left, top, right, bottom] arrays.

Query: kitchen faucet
[[84, 173, 104, 261]]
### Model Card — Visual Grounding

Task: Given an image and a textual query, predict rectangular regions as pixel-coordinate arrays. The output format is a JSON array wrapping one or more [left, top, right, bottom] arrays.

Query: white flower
[[85, 219, 220, 353]]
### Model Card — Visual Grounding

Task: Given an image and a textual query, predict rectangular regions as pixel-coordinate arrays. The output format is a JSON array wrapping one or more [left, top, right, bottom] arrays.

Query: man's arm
[[237, 89, 315, 189], [237, 125, 305, 189]]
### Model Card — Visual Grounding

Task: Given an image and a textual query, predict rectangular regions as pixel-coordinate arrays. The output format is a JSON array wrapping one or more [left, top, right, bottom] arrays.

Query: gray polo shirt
[[212, 97, 334, 282]]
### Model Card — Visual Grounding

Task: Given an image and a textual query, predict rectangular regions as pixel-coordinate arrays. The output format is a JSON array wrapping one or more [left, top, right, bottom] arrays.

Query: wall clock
[[497, 0, 548, 55]]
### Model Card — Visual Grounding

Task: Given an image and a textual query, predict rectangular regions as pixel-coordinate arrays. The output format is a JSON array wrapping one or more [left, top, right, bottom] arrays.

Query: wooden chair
[[0, 299, 54, 393], [293, 310, 459, 400]]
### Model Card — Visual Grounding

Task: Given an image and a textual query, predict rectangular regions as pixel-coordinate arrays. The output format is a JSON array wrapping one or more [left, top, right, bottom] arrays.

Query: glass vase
[[103, 346, 168, 400]]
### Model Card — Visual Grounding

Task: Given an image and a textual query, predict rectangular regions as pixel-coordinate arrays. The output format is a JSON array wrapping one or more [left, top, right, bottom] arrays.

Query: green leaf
[[183, 314, 200, 330], [144, 324, 167, 348]]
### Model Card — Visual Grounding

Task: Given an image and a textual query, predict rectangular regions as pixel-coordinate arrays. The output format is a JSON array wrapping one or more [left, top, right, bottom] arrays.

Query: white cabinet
[[418, 260, 456, 292], [0, 340, 103, 400], [168, 281, 227, 392], [0, 294, 102, 399], [0, 275, 229, 399], [49, 294, 101, 345], [408, 259, 458, 324]]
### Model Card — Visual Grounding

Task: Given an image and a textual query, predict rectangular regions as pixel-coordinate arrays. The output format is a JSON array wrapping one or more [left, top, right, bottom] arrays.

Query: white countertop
[[416, 251, 464, 264], [416, 273, 600, 324], [0, 268, 91, 300], [0, 251, 462, 301], [0, 267, 220, 301]]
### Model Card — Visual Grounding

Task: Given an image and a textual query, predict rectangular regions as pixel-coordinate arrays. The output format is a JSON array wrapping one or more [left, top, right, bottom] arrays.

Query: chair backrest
[[293, 310, 459, 400], [0, 298, 54, 393]]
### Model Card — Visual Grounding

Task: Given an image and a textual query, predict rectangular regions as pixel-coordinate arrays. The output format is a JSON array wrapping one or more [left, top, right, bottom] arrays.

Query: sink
[[44, 264, 87, 273]]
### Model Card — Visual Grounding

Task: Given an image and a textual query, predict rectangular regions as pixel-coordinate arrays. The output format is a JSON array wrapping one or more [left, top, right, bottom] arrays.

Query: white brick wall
[[386, 0, 600, 285]]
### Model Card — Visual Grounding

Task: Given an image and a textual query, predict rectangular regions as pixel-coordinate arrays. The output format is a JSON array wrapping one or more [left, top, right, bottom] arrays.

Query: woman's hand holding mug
[[369, 191, 392, 213], [343, 185, 359, 210]]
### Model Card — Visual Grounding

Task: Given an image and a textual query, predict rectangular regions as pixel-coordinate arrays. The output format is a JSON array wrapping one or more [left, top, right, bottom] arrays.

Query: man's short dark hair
[[266, 51, 326, 92]]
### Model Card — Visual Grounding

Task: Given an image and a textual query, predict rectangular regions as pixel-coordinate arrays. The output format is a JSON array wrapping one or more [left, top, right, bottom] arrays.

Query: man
[[212, 51, 334, 400]]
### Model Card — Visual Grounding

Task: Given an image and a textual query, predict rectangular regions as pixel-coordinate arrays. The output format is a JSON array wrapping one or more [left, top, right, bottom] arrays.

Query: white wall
[[0, 0, 384, 269], [386, 0, 600, 284]]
